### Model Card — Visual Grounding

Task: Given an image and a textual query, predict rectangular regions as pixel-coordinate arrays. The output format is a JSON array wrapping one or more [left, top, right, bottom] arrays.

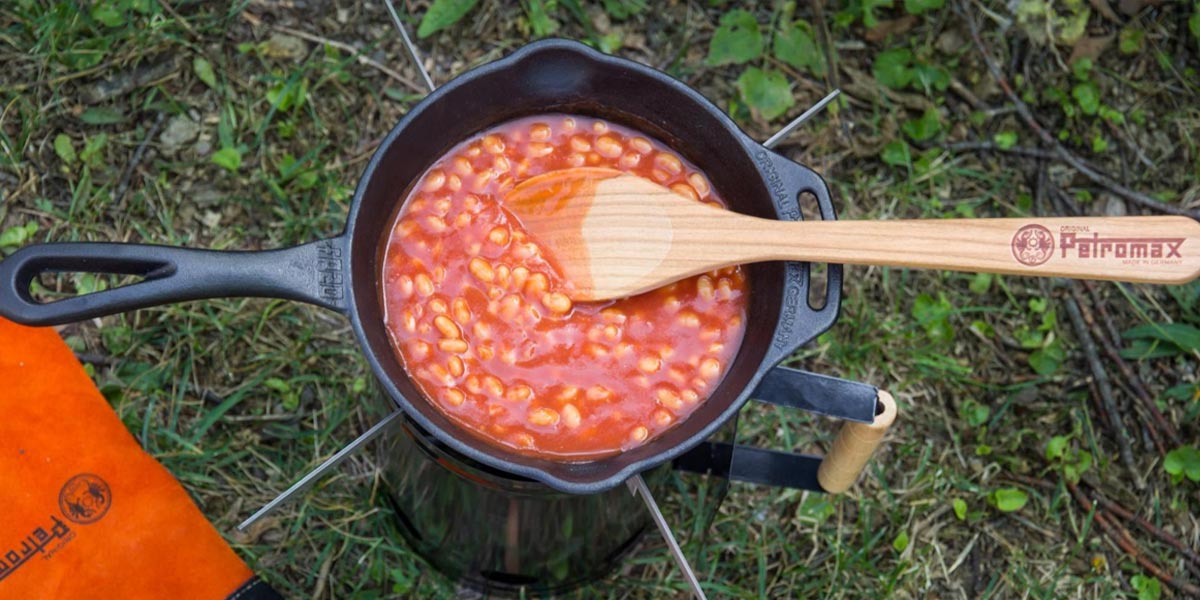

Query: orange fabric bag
[[0, 317, 280, 600]]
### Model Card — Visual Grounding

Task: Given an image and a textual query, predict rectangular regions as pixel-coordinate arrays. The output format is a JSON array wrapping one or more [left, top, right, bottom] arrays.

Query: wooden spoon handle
[[746, 216, 1200, 284], [817, 390, 897, 494]]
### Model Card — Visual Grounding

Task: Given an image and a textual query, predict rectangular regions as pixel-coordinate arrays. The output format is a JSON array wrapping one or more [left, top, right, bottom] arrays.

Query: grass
[[2, 1, 1199, 598]]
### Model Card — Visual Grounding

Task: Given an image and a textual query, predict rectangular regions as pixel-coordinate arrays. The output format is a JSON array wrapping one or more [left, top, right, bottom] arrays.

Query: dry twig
[[1063, 293, 1144, 490], [1068, 482, 1200, 598], [1089, 492, 1200, 578], [269, 24, 426, 93], [956, 1, 1200, 220], [943, 141, 1058, 161], [1069, 283, 1180, 451], [1009, 473, 1200, 596], [113, 112, 166, 207]]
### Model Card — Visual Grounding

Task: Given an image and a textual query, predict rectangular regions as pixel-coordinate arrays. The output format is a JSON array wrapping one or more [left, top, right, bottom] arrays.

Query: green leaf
[[1190, 9, 1200, 40], [525, 0, 558, 36], [79, 106, 126, 125], [873, 48, 914, 89], [736, 67, 794, 121], [969, 272, 992, 294], [1164, 446, 1200, 484], [211, 147, 242, 172], [91, 4, 126, 27], [1072, 81, 1100, 115], [993, 131, 1017, 150], [597, 32, 623, 54], [1119, 28, 1144, 54], [266, 81, 299, 112], [54, 134, 77, 164], [859, 0, 895, 28], [892, 530, 909, 552], [602, 0, 647, 20], [1165, 383, 1199, 402], [80, 134, 108, 166], [774, 20, 825, 76], [959, 399, 990, 428], [193, 57, 217, 89], [1131, 575, 1161, 600], [1046, 435, 1069, 460], [970, 319, 995, 338], [912, 148, 942, 176], [264, 377, 290, 393], [796, 494, 835, 523], [295, 170, 318, 190], [880, 140, 911, 167], [706, 9, 763, 66], [0, 222, 37, 249], [1066, 451, 1092, 483], [418, 0, 479, 38], [1071, 57, 1093, 80], [391, 568, 415, 595], [904, 0, 944, 14], [989, 488, 1029, 513], [1123, 323, 1200, 355], [913, 63, 950, 93], [902, 107, 942, 142], [912, 292, 954, 343], [1040, 308, 1057, 332], [1016, 327, 1044, 349], [1028, 340, 1064, 376], [952, 498, 967, 521], [1120, 339, 1181, 360], [1095, 106, 1123, 126], [100, 325, 132, 354], [73, 273, 106, 296]]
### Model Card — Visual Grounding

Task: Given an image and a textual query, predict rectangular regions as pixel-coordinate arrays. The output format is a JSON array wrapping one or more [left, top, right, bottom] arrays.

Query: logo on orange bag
[[0, 473, 111, 583], [58, 473, 111, 525]]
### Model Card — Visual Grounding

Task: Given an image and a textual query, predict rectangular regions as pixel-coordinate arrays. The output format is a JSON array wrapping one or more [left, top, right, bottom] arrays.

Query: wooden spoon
[[503, 167, 1200, 301]]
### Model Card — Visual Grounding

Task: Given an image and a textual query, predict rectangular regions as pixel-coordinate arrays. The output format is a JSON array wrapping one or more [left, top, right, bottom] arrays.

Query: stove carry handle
[[815, 390, 897, 493], [673, 367, 897, 493]]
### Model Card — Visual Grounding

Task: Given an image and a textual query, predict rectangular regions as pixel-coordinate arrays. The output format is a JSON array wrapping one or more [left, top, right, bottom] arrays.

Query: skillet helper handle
[[0, 238, 348, 326], [817, 390, 898, 494], [754, 150, 843, 367]]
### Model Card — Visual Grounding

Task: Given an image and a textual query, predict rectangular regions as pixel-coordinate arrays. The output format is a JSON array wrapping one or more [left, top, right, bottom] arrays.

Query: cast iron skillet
[[0, 39, 842, 493]]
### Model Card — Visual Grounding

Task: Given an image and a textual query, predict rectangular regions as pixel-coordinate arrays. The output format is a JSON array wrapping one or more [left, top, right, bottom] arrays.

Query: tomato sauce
[[381, 115, 749, 460]]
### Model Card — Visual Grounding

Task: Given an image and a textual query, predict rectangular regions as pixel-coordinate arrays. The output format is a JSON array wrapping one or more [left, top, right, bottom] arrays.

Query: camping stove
[[377, 413, 731, 596], [370, 365, 885, 597]]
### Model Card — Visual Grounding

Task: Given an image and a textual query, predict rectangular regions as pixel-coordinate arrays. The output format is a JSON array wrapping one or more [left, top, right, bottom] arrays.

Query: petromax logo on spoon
[[1012, 224, 1186, 267], [1011, 224, 1055, 266]]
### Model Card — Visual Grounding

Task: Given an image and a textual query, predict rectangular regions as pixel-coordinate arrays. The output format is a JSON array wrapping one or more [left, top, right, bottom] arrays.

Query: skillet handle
[[0, 237, 349, 326]]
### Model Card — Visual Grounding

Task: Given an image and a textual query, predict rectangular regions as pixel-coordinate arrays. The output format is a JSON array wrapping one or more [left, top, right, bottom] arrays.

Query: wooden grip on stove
[[817, 390, 898, 494]]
